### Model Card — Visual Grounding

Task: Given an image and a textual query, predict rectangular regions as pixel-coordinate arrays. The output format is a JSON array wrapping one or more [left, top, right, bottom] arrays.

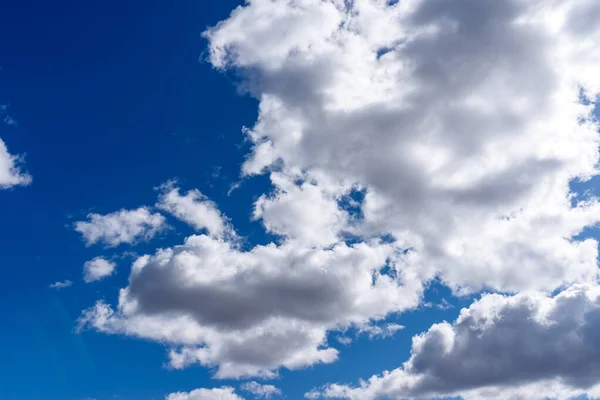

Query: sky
[[1, 0, 600, 400]]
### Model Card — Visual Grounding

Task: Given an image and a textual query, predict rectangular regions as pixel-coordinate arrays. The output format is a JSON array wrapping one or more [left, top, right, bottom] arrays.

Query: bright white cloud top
[[74, 207, 166, 247], [77, 0, 600, 398], [83, 257, 116, 283]]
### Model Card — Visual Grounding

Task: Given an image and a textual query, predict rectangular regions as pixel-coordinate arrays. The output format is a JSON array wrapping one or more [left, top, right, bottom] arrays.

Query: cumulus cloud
[[157, 183, 233, 238], [49, 280, 72, 289], [83, 257, 116, 283], [204, 0, 600, 294], [80, 0, 600, 386], [314, 283, 600, 400], [241, 381, 282, 399], [253, 172, 348, 247], [0, 138, 31, 189], [78, 233, 424, 378], [166, 386, 244, 400], [74, 207, 166, 247]]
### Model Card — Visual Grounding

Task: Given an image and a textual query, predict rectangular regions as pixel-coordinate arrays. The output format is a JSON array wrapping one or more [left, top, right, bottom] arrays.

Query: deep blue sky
[[0, 1, 473, 399]]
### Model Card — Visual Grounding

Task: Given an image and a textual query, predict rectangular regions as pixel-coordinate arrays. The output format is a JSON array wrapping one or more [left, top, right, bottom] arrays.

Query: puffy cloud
[[0, 138, 31, 189], [49, 280, 72, 289], [253, 173, 348, 247], [83, 257, 116, 283], [166, 386, 244, 400], [314, 283, 600, 400], [74, 207, 166, 247], [80, 0, 600, 384], [157, 184, 233, 238], [78, 234, 424, 378], [204, 0, 600, 294], [241, 381, 282, 399]]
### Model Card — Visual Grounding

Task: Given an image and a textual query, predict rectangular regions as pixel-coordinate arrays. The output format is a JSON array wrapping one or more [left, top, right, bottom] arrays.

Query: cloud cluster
[[315, 283, 600, 400], [79, 0, 600, 394], [205, 0, 600, 294], [74, 207, 166, 247]]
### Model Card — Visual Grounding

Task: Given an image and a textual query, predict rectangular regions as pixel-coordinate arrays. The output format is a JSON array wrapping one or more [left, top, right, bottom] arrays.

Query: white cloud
[[157, 183, 233, 238], [49, 280, 72, 289], [78, 234, 424, 378], [80, 0, 600, 386], [253, 172, 348, 247], [83, 257, 116, 283], [314, 283, 600, 400], [74, 207, 166, 247], [166, 386, 244, 400], [204, 0, 600, 294], [241, 381, 282, 399], [0, 138, 31, 189]]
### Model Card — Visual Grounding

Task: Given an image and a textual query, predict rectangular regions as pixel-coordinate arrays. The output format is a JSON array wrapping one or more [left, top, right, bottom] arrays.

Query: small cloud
[[0, 104, 17, 126], [3, 115, 17, 126], [358, 323, 404, 340], [422, 298, 453, 311], [241, 381, 282, 399], [336, 336, 353, 345], [49, 280, 72, 290], [83, 257, 116, 283], [74, 207, 166, 247]]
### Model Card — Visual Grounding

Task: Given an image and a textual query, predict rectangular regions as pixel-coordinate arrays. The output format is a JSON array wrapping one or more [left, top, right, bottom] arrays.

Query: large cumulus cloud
[[79, 0, 600, 388], [79, 225, 424, 378], [315, 283, 600, 400], [205, 0, 600, 293]]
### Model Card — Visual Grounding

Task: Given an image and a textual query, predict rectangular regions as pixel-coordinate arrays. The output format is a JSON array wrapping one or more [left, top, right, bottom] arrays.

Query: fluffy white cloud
[[78, 233, 424, 378], [49, 280, 72, 289], [0, 138, 31, 189], [74, 207, 166, 247], [166, 386, 244, 400], [241, 381, 282, 399], [253, 172, 348, 247], [205, 0, 600, 294], [83, 257, 116, 283], [314, 283, 600, 400], [80, 0, 600, 386], [157, 184, 233, 238]]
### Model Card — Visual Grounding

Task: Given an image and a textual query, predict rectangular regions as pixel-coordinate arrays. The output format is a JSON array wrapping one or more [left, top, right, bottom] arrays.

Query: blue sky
[[2, 1, 600, 400]]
